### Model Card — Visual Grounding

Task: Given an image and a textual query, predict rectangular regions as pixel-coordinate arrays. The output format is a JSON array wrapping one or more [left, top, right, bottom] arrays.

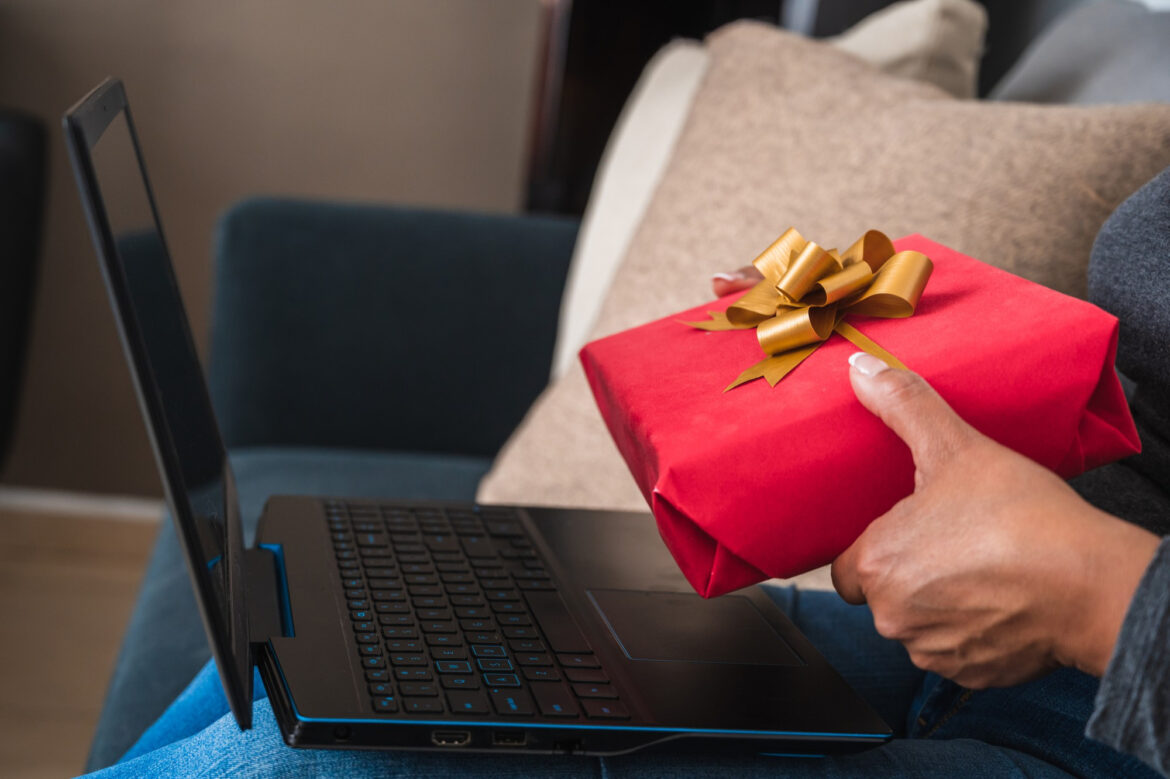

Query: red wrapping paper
[[580, 236, 1140, 598]]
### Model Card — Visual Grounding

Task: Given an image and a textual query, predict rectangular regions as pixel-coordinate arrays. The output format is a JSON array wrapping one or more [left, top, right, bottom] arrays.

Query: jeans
[[82, 588, 1154, 778]]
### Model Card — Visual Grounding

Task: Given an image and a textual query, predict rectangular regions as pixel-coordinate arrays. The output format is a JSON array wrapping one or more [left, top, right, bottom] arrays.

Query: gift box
[[579, 234, 1140, 598]]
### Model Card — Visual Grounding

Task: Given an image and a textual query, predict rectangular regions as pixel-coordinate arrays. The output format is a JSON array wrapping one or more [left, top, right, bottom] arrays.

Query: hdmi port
[[431, 730, 472, 747]]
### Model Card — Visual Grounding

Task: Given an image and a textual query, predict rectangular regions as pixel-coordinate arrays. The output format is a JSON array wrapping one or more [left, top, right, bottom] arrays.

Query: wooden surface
[[0, 498, 157, 778]]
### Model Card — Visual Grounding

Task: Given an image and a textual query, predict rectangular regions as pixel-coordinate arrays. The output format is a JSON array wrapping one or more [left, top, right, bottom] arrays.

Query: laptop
[[64, 78, 889, 756]]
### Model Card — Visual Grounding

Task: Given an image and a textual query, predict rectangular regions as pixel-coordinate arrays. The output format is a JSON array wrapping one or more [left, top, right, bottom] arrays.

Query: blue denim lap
[[84, 589, 1156, 778]]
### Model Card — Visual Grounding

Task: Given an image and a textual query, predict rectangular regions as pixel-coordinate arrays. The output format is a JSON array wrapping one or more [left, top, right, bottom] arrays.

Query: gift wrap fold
[[579, 235, 1140, 598]]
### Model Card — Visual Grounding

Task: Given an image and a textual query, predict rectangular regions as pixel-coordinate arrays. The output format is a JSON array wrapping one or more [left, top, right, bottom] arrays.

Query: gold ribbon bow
[[686, 228, 933, 391]]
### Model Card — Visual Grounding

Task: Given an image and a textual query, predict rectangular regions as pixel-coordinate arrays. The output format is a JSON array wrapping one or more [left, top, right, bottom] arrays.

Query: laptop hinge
[[244, 546, 293, 643]]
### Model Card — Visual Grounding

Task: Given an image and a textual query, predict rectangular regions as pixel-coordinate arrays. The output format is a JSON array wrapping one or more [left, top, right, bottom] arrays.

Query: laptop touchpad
[[587, 589, 801, 666]]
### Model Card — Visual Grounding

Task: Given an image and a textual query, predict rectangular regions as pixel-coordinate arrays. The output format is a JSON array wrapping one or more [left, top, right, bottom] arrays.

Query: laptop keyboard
[[324, 501, 631, 721]]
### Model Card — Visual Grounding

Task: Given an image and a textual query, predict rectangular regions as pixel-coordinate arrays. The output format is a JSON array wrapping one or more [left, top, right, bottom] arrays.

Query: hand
[[711, 266, 763, 298], [830, 352, 1160, 688]]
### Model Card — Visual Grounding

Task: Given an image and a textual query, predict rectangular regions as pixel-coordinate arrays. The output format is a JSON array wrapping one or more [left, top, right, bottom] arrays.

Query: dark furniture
[[0, 110, 46, 470]]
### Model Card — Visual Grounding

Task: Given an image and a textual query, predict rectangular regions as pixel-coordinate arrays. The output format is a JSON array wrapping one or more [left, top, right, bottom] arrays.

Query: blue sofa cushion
[[991, 1, 1170, 104]]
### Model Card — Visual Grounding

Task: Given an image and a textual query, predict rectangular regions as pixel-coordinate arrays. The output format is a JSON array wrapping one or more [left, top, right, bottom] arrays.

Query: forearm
[[1086, 535, 1170, 776]]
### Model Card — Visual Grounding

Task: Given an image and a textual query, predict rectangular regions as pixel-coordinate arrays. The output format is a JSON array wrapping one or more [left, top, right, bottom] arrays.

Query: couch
[[85, 0, 1170, 770]]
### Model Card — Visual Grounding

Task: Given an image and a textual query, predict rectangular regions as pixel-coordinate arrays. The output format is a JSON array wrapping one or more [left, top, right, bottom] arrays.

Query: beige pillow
[[551, 0, 988, 378], [479, 21, 1170, 514]]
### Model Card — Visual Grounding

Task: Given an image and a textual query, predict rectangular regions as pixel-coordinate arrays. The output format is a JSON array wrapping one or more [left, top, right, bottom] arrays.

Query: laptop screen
[[66, 80, 253, 725]]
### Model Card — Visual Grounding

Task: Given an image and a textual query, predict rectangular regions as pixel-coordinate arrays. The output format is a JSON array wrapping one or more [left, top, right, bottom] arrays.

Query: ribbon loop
[[685, 228, 932, 391], [777, 242, 838, 301]]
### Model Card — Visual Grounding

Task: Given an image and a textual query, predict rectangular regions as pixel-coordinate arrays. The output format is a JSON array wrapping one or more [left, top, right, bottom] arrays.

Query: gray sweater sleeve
[[1087, 536, 1170, 776]]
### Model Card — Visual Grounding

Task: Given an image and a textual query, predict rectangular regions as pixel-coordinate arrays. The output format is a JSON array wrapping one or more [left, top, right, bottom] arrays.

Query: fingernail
[[849, 351, 890, 377], [711, 272, 743, 282]]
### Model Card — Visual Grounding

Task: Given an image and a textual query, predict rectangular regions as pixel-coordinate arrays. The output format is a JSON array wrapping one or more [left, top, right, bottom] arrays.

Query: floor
[[0, 490, 159, 779]]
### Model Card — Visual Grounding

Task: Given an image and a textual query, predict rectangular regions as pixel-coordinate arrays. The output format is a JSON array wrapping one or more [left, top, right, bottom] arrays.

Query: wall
[[0, 0, 542, 495]]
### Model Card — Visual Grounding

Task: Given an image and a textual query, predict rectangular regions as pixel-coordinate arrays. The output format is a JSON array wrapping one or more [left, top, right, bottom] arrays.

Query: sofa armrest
[[209, 197, 578, 457]]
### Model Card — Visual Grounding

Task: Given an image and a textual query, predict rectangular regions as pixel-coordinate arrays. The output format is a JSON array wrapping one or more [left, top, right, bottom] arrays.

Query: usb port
[[431, 730, 471, 747], [493, 729, 527, 747]]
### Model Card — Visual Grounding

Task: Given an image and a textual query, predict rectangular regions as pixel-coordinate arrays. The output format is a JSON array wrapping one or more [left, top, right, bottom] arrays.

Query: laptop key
[[447, 689, 490, 714], [400, 682, 439, 697], [461, 621, 496, 634], [369, 682, 394, 696], [421, 620, 456, 634], [375, 602, 409, 614], [386, 640, 423, 652], [465, 631, 502, 644], [485, 520, 524, 538], [496, 613, 532, 627], [373, 695, 399, 713], [573, 683, 618, 699], [390, 654, 427, 666], [455, 606, 489, 619], [436, 660, 473, 674], [368, 578, 401, 590], [516, 653, 553, 667], [471, 645, 506, 658], [362, 657, 386, 669], [477, 658, 513, 672], [432, 646, 468, 660], [523, 667, 561, 682], [357, 533, 389, 547], [531, 683, 580, 718], [379, 614, 414, 627], [558, 654, 600, 669], [426, 634, 464, 647], [484, 673, 521, 687], [394, 668, 432, 681], [502, 626, 538, 640], [366, 668, 390, 682], [460, 535, 495, 558], [382, 626, 418, 639], [440, 675, 481, 690], [404, 698, 445, 714], [510, 640, 546, 652], [488, 687, 535, 716], [490, 602, 525, 614], [450, 595, 485, 607], [424, 534, 459, 552], [582, 700, 630, 720], [564, 668, 608, 684], [355, 632, 379, 644]]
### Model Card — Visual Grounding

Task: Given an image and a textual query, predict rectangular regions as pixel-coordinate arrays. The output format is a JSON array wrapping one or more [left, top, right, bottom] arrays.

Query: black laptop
[[64, 78, 889, 756]]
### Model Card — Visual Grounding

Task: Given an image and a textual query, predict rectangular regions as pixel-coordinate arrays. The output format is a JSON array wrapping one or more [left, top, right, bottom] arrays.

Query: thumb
[[847, 352, 976, 476]]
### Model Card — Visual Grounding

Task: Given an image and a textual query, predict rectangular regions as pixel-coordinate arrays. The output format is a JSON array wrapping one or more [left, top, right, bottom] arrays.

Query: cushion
[[479, 21, 1170, 516], [550, 0, 989, 378], [991, 0, 1170, 105], [829, 0, 987, 100]]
